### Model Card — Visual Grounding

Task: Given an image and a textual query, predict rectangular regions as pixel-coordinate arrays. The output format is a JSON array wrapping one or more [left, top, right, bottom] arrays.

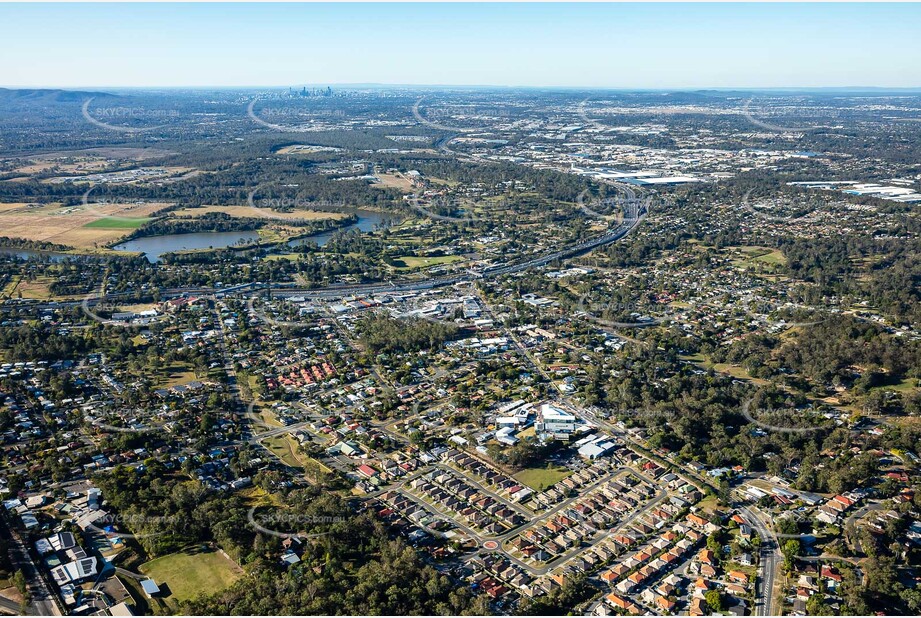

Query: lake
[[287, 209, 388, 248], [113, 231, 261, 263], [112, 209, 391, 263]]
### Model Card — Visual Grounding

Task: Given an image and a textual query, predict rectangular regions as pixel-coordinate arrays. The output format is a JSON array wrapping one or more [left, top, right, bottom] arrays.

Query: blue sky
[[1, 3, 920, 89]]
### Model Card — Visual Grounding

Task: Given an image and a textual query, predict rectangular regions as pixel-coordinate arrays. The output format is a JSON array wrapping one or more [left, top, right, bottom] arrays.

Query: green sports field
[[514, 464, 572, 491], [83, 216, 151, 229], [139, 548, 242, 604]]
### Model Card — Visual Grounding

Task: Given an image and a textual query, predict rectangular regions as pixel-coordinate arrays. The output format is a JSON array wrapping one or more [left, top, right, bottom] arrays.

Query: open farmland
[[0, 200, 168, 249], [171, 204, 348, 221]]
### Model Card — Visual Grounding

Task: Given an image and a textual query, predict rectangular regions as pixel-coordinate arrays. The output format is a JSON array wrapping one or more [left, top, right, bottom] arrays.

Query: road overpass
[[7, 204, 645, 311]]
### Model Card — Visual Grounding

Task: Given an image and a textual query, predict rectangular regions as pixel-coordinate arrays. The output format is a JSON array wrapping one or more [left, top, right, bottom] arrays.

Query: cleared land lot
[[139, 548, 242, 606], [733, 245, 787, 267], [681, 353, 771, 386], [262, 434, 333, 480], [374, 172, 415, 192], [153, 362, 199, 388], [13, 159, 110, 175], [514, 464, 572, 491], [1, 275, 61, 300], [0, 201, 168, 249], [390, 255, 465, 270], [262, 434, 307, 469], [172, 204, 347, 221]]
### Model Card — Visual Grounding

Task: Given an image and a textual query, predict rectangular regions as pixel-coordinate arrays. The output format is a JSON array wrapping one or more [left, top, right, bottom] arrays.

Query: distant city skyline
[[2, 3, 920, 89]]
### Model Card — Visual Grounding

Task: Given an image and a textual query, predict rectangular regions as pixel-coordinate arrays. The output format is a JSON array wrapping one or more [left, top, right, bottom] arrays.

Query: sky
[[1, 3, 920, 89]]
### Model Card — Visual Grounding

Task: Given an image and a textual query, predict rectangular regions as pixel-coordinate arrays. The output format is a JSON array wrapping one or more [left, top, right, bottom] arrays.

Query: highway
[[0, 189, 648, 612], [9, 200, 645, 314]]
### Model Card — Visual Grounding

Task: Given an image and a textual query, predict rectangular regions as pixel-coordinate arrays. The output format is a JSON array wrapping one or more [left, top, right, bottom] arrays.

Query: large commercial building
[[536, 403, 577, 437]]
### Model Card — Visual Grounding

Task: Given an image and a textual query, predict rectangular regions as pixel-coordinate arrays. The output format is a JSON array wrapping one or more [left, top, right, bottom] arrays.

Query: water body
[[113, 231, 261, 263], [112, 209, 391, 263], [0, 248, 72, 262], [1, 211, 390, 264], [287, 209, 388, 248]]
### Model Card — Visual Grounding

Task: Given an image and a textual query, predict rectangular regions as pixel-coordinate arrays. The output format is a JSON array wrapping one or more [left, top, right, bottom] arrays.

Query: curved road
[[12, 200, 646, 312]]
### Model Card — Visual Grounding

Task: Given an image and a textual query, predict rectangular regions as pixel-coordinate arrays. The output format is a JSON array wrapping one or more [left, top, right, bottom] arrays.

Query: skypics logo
[[766, 308, 830, 330], [82, 97, 178, 133], [81, 407, 161, 435], [738, 189, 821, 224], [582, 94, 838, 137], [247, 96, 349, 132], [80, 185, 154, 223], [247, 507, 344, 540], [84, 513, 183, 541], [246, 97, 310, 133], [407, 194, 488, 223], [249, 295, 355, 331], [575, 294, 673, 329], [577, 98, 612, 133], [247, 296, 314, 329], [598, 403, 831, 438], [575, 187, 653, 222], [740, 399, 830, 435], [81, 286, 166, 330], [246, 182, 352, 224], [401, 293, 465, 328], [246, 398, 266, 428], [412, 97, 475, 133], [740, 97, 837, 136]]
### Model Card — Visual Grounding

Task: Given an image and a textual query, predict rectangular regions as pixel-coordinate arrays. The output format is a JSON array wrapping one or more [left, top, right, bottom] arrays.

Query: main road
[[0, 517, 61, 616], [740, 504, 780, 617], [14, 200, 646, 314]]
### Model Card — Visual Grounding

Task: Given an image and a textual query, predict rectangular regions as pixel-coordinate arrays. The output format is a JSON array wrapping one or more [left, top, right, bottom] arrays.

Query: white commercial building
[[537, 403, 577, 436]]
